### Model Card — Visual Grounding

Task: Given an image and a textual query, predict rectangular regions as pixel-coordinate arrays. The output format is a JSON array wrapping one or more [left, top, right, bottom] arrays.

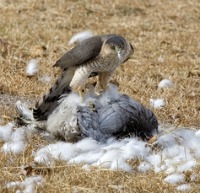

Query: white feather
[[11, 127, 27, 142], [157, 55, 164, 63], [2, 141, 26, 154], [69, 30, 94, 45], [6, 181, 23, 188], [16, 100, 33, 120], [150, 98, 166, 108], [164, 173, 185, 185], [158, 79, 173, 88], [111, 158, 132, 172], [26, 59, 38, 76], [146, 154, 162, 173], [75, 138, 99, 152], [0, 122, 15, 142], [38, 75, 52, 83], [6, 176, 44, 193], [137, 161, 151, 172], [97, 149, 122, 168], [69, 151, 101, 165], [176, 184, 190, 191], [177, 160, 196, 172]]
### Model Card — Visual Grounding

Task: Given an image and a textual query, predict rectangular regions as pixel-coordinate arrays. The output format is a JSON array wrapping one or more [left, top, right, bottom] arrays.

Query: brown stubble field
[[0, 0, 200, 192]]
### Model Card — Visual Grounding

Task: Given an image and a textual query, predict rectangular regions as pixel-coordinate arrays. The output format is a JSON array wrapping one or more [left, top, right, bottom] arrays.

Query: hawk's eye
[[110, 44, 116, 50]]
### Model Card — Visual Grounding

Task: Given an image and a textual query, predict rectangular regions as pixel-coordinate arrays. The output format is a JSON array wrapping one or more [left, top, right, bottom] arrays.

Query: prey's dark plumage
[[77, 94, 158, 142]]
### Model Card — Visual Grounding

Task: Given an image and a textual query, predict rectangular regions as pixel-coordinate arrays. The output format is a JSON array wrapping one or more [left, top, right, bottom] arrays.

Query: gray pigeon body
[[77, 94, 158, 142]]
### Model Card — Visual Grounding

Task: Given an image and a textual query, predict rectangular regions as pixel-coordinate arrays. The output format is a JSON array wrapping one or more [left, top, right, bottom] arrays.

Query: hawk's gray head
[[103, 35, 134, 62]]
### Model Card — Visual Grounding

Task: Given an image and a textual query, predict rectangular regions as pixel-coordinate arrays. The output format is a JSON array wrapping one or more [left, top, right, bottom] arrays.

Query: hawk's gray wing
[[53, 34, 123, 69], [54, 36, 104, 69], [33, 35, 107, 121]]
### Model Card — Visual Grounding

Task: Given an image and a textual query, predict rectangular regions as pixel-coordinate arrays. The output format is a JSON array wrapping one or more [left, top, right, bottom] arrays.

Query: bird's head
[[101, 35, 134, 63], [133, 109, 159, 141], [121, 42, 134, 63], [102, 36, 126, 58]]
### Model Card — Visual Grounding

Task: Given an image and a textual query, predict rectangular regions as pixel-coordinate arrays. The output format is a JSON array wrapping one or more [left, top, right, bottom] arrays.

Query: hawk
[[33, 34, 134, 121]]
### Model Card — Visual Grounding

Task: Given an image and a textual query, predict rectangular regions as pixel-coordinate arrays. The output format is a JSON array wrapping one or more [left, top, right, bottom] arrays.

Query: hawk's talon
[[95, 83, 109, 95], [72, 85, 85, 101], [94, 90, 101, 96], [88, 101, 96, 112], [79, 90, 85, 101], [101, 84, 109, 91]]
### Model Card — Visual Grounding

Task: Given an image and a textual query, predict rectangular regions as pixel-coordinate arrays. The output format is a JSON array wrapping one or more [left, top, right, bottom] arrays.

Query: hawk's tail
[[33, 68, 76, 121]]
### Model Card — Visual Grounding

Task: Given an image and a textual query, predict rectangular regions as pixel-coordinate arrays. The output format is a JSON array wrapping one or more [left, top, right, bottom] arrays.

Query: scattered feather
[[26, 59, 38, 76], [75, 138, 99, 152], [177, 160, 196, 172], [164, 173, 185, 185], [6, 181, 22, 188], [0, 122, 15, 142], [11, 127, 27, 142], [176, 184, 190, 191], [6, 176, 44, 193], [111, 159, 132, 172], [137, 161, 151, 172], [1, 105, 200, 188], [38, 75, 52, 83], [3, 141, 26, 154], [16, 100, 33, 121], [146, 154, 162, 173], [150, 98, 166, 108], [69, 30, 94, 45], [158, 79, 173, 88], [190, 174, 198, 181], [157, 55, 164, 63]]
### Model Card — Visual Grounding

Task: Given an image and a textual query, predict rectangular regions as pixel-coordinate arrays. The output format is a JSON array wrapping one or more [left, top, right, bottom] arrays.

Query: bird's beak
[[148, 127, 159, 144]]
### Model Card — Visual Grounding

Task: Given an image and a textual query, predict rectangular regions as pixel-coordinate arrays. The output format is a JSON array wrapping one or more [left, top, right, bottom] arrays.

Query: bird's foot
[[148, 135, 157, 144], [73, 85, 85, 101], [94, 84, 109, 95], [88, 101, 96, 112], [101, 84, 109, 91], [94, 86, 101, 96]]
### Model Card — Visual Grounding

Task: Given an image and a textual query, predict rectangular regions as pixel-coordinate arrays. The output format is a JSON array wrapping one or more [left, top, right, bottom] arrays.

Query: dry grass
[[0, 0, 200, 192]]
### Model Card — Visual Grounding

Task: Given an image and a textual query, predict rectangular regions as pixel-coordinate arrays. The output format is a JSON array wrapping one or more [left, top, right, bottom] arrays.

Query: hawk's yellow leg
[[69, 67, 91, 100], [95, 72, 112, 94]]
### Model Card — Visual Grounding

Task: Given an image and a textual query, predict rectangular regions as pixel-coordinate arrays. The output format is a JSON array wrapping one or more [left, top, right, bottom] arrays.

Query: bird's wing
[[98, 95, 158, 140], [98, 96, 133, 134], [77, 106, 109, 142], [33, 68, 76, 121], [54, 36, 105, 69]]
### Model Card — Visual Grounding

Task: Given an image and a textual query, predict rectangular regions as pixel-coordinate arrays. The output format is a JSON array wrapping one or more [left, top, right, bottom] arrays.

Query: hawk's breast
[[88, 56, 120, 72]]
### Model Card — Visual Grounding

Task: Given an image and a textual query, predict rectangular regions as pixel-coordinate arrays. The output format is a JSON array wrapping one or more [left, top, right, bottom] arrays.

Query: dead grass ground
[[0, 0, 200, 192]]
